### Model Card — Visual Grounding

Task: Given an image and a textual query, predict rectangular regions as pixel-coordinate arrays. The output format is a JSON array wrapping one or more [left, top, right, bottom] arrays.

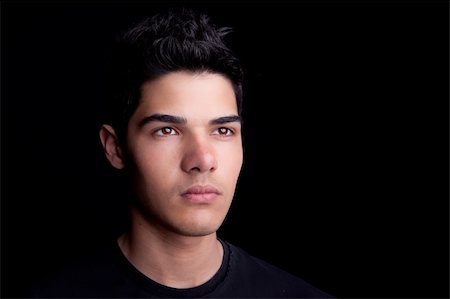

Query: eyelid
[[150, 124, 239, 137], [212, 126, 235, 136], [153, 126, 179, 136]]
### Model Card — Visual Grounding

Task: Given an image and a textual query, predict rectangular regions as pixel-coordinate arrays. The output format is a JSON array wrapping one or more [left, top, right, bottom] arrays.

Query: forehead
[[136, 71, 238, 117]]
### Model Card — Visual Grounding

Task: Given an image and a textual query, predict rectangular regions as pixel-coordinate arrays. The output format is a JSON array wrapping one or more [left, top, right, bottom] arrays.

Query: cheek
[[219, 144, 243, 177], [131, 143, 180, 187]]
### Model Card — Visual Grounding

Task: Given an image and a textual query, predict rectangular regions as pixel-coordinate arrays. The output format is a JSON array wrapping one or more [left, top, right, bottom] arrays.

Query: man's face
[[126, 71, 243, 237]]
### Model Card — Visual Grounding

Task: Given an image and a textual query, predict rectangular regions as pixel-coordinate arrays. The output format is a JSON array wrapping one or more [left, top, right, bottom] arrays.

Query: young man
[[32, 9, 333, 298]]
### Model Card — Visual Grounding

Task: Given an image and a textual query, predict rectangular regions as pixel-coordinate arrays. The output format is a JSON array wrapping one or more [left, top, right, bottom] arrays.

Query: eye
[[213, 127, 233, 136], [154, 127, 178, 136]]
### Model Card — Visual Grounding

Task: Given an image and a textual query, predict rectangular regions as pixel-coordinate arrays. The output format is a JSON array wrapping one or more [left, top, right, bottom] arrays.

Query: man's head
[[99, 9, 244, 237], [104, 8, 244, 146]]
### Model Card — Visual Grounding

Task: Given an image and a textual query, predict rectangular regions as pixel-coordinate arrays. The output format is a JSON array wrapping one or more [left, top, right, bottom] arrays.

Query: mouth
[[181, 185, 221, 203]]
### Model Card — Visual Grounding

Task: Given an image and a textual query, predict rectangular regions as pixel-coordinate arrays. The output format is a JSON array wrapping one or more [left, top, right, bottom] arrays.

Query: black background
[[2, 1, 449, 298]]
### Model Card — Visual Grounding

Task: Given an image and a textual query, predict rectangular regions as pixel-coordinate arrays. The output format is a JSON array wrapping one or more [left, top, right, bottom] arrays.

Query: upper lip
[[182, 185, 221, 195]]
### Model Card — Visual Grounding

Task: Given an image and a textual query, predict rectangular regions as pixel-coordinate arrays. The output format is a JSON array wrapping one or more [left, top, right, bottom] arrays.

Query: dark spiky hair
[[105, 8, 244, 144]]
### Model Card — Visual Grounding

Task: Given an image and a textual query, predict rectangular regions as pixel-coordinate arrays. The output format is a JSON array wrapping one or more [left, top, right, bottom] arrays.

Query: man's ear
[[99, 124, 125, 169]]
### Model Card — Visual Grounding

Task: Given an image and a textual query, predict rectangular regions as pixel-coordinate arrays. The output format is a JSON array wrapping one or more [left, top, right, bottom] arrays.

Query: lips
[[181, 185, 220, 203]]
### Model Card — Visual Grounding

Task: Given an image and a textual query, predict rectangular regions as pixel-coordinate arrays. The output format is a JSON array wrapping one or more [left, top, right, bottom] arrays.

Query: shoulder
[[220, 241, 334, 298], [29, 243, 127, 298]]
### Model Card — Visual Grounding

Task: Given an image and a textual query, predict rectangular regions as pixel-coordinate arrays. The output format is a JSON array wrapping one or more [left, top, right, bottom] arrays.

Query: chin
[[170, 209, 226, 237], [170, 225, 218, 237], [173, 218, 223, 237]]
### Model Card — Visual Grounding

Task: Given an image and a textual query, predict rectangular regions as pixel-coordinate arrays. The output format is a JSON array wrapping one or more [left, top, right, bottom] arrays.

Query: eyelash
[[153, 127, 234, 137], [214, 127, 234, 136], [154, 127, 177, 136]]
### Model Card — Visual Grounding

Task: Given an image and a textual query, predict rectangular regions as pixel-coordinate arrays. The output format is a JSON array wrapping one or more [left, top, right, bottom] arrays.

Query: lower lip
[[182, 193, 218, 203]]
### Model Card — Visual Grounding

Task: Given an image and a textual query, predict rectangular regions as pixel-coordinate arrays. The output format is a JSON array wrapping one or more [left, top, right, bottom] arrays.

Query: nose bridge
[[181, 131, 217, 173]]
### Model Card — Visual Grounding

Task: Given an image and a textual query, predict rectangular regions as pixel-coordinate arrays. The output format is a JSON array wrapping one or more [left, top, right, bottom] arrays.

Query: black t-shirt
[[31, 239, 333, 298]]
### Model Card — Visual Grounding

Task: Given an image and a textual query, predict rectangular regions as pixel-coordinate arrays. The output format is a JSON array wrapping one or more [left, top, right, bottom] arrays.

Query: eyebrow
[[138, 114, 187, 127], [209, 115, 242, 126], [138, 113, 241, 128]]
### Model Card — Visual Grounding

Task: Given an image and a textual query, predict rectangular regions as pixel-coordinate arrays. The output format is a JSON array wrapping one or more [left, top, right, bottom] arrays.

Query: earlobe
[[99, 124, 125, 169]]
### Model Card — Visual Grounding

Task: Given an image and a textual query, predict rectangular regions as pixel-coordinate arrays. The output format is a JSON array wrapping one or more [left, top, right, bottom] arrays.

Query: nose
[[181, 135, 217, 173]]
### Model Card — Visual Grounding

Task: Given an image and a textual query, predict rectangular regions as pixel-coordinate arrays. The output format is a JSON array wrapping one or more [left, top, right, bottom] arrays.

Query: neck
[[118, 214, 223, 288]]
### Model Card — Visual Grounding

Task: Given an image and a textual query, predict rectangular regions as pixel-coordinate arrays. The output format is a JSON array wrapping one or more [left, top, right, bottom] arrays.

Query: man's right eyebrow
[[138, 114, 187, 128]]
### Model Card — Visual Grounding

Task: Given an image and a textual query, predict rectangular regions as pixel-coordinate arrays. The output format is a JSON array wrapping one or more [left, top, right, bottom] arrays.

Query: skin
[[99, 71, 243, 288]]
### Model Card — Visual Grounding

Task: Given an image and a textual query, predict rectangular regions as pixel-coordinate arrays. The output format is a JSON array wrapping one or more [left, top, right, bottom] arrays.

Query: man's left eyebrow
[[209, 115, 242, 125]]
